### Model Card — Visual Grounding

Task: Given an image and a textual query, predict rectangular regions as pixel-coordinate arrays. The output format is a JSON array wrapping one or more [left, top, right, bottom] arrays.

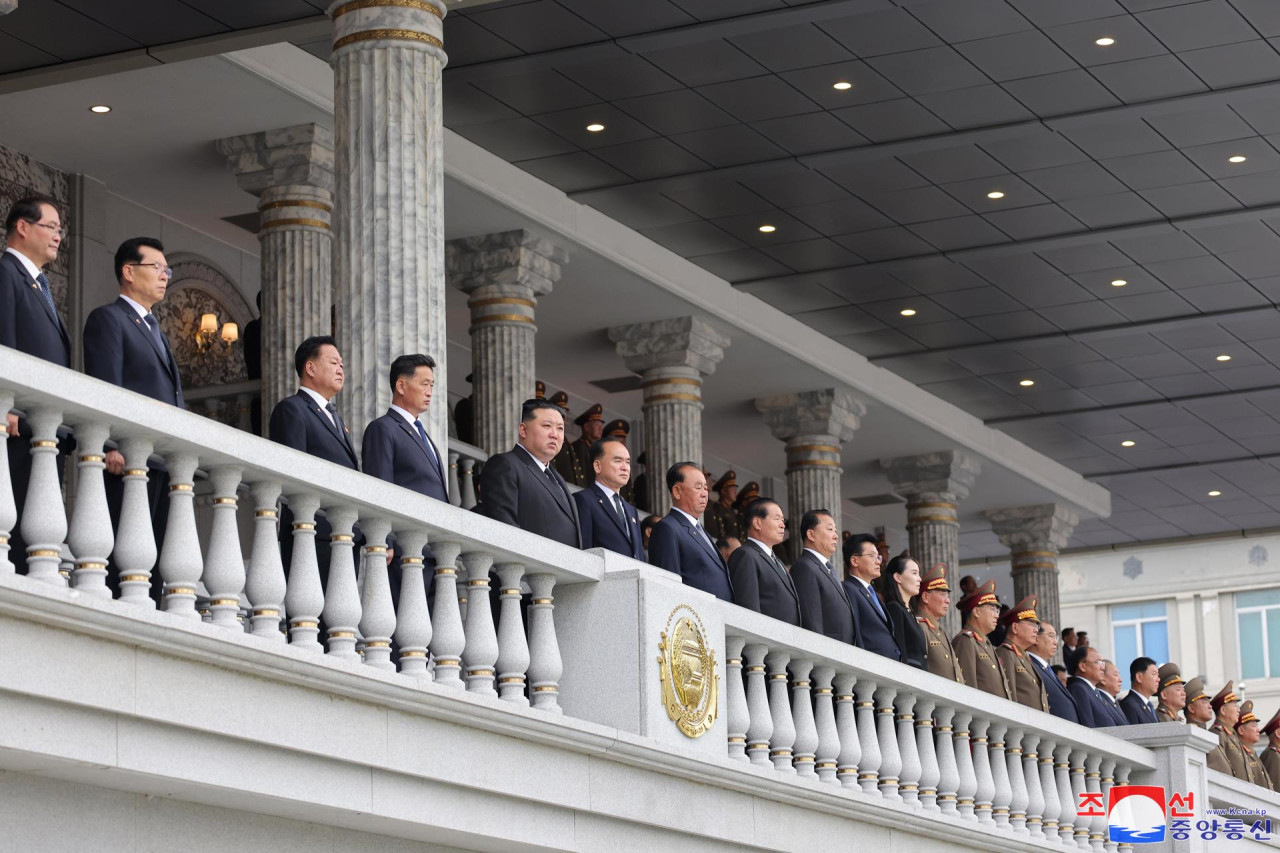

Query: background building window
[[1237, 589, 1280, 680], [1111, 601, 1169, 690]]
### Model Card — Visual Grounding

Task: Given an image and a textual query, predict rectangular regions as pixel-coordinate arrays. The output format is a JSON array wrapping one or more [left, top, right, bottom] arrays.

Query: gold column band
[[468, 296, 535, 309], [255, 509, 277, 518], [644, 392, 701, 404], [501, 588, 520, 595], [769, 749, 792, 758], [259, 199, 332, 213], [471, 313, 534, 325], [467, 579, 489, 587], [332, 0, 442, 19], [79, 454, 104, 463], [728, 736, 745, 744], [253, 608, 280, 618], [167, 586, 196, 596], [788, 459, 840, 468], [836, 694, 853, 701], [814, 687, 832, 695], [436, 567, 457, 574], [28, 549, 60, 557], [816, 762, 837, 769], [293, 522, 315, 531], [746, 666, 765, 673], [258, 217, 330, 231], [124, 469, 148, 477], [532, 597, 552, 605], [401, 556, 424, 565], [330, 631, 356, 638], [787, 444, 841, 455], [31, 439, 56, 448], [292, 620, 319, 629], [434, 657, 460, 666], [499, 676, 524, 684], [214, 497, 237, 505], [365, 640, 390, 648], [640, 376, 701, 388], [120, 574, 149, 583], [400, 650, 427, 657], [365, 546, 388, 554], [468, 669, 494, 677], [210, 598, 240, 606], [793, 680, 810, 688], [532, 685, 557, 692], [76, 561, 106, 570], [170, 483, 193, 492], [331, 534, 354, 542], [769, 673, 788, 681]]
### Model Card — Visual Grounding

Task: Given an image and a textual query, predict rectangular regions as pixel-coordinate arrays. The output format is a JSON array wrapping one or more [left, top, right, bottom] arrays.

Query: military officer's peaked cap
[[957, 579, 999, 613], [603, 418, 630, 438], [999, 594, 1039, 626], [921, 562, 950, 592], [574, 402, 603, 426], [1211, 680, 1239, 712], [1158, 662, 1184, 693], [712, 470, 737, 492]]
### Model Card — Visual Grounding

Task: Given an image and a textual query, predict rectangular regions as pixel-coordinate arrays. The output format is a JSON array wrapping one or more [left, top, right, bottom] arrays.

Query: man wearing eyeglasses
[[2, 196, 72, 576]]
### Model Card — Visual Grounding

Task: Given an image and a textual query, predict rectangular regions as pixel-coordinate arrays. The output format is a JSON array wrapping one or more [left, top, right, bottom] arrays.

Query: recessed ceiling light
[[1208, 490, 1222, 497], [758, 224, 776, 233], [900, 308, 917, 317], [1019, 379, 1035, 387], [89, 105, 111, 114], [1095, 37, 1115, 46], [1216, 354, 1232, 362], [1121, 440, 1136, 447], [1228, 155, 1247, 163], [585, 123, 605, 132], [1110, 279, 1127, 287], [833, 81, 853, 91], [987, 191, 1005, 199]]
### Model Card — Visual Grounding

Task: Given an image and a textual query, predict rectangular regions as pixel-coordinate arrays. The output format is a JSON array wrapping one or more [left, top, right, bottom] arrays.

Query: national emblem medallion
[[657, 604, 719, 738]]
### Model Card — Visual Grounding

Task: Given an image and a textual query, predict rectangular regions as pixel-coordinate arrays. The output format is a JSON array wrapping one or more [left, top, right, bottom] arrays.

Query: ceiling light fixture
[[1208, 490, 1222, 497], [585, 123, 605, 132], [1216, 354, 1232, 362], [899, 308, 917, 317], [758, 224, 776, 233], [1121, 440, 1136, 447], [987, 191, 1005, 199], [833, 81, 853, 90], [89, 105, 111, 114], [1095, 37, 1115, 46], [1110, 279, 1127, 287], [1019, 379, 1035, 387], [1228, 155, 1247, 163]]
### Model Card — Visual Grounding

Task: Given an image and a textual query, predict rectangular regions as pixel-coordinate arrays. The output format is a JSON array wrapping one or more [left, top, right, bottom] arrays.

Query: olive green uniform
[[919, 616, 964, 683], [552, 438, 593, 487], [997, 642, 1047, 712], [953, 628, 1012, 701], [1156, 705, 1183, 722], [1262, 746, 1280, 793], [705, 499, 742, 541], [1210, 723, 1250, 779]]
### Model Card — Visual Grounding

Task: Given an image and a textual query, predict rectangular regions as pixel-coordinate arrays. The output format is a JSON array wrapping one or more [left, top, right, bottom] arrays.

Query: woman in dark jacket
[[877, 553, 927, 670]]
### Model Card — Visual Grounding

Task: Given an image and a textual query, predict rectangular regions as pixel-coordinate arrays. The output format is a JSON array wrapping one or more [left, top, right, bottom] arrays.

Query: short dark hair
[[841, 533, 879, 575], [715, 537, 731, 550], [294, 335, 338, 378], [744, 497, 778, 528], [589, 437, 627, 463], [799, 509, 831, 542], [1130, 656, 1157, 681], [666, 461, 700, 492], [113, 237, 165, 283], [1062, 627, 1075, 636], [1051, 664, 1067, 676], [641, 515, 661, 535], [4, 195, 59, 235], [521, 398, 564, 423], [388, 353, 435, 393]]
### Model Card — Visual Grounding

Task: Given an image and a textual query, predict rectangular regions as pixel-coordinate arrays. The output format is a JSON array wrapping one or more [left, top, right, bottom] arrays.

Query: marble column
[[985, 503, 1079, 631], [216, 123, 334, 433], [608, 317, 730, 515], [882, 450, 980, 638], [446, 230, 568, 456], [756, 389, 863, 561], [328, 0, 449, 448]]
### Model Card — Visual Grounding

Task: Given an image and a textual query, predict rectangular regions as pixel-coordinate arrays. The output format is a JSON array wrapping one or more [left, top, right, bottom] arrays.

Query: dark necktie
[[824, 560, 834, 577], [35, 271, 57, 316], [545, 464, 567, 500], [612, 492, 631, 541], [413, 419, 439, 467], [143, 312, 165, 349], [695, 521, 716, 552], [324, 401, 344, 435]]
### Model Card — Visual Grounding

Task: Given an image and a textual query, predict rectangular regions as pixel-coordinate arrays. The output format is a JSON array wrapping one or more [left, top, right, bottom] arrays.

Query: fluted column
[[216, 123, 333, 432], [447, 230, 567, 455], [328, 0, 449, 448], [609, 317, 730, 515], [986, 504, 1080, 631], [882, 450, 980, 638], [726, 636, 749, 761], [756, 389, 863, 559], [67, 422, 112, 597]]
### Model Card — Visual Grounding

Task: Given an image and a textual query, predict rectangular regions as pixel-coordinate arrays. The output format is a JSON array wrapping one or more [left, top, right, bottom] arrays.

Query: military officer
[[1185, 677, 1212, 729], [1209, 682, 1249, 779], [1235, 701, 1273, 788], [553, 402, 603, 486], [549, 390, 569, 418], [995, 595, 1048, 712], [705, 470, 742, 541], [1156, 663, 1186, 722], [916, 563, 963, 682], [734, 480, 760, 529], [953, 580, 1012, 701], [1262, 708, 1280, 793], [535, 379, 546, 399]]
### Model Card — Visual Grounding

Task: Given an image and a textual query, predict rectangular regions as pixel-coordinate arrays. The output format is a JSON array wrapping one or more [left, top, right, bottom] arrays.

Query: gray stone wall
[[0, 143, 71, 312]]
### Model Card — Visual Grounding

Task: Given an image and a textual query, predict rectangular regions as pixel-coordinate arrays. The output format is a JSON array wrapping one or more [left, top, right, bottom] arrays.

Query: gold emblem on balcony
[[658, 604, 718, 738]]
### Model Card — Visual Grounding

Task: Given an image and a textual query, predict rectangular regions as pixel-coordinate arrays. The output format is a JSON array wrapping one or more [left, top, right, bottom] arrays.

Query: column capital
[[215, 123, 334, 195], [755, 388, 864, 443], [882, 450, 981, 503], [447, 229, 568, 298], [984, 504, 1079, 553], [608, 316, 730, 375]]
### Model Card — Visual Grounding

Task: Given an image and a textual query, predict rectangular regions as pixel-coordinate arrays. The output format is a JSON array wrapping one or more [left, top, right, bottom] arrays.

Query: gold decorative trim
[[814, 687, 832, 695], [400, 650, 428, 658], [120, 573, 149, 583], [292, 620, 319, 629], [532, 597, 552, 605], [789, 458, 840, 468], [911, 500, 957, 510], [499, 676, 525, 684], [253, 608, 280, 618], [793, 680, 810, 688], [76, 561, 106, 570], [770, 749, 792, 758], [255, 509, 277, 518], [501, 588, 520, 595], [938, 795, 956, 802], [32, 439, 56, 448], [213, 497, 237, 505], [468, 296, 535, 310], [877, 707, 894, 714], [727, 658, 742, 666], [897, 713, 914, 721], [332, 0, 442, 20], [365, 640, 390, 648], [859, 773, 877, 780], [641, 376, 701, 389], [769, 673, 788, 681], [857, 700, 874, 708], [908, 513, 958, 524], [0, 535, 7, 545], [532, 685, 557, 693], [293, 522, 316, 531], [401, 556, 424, 565], [472, 313, 534, 325], [170, 483, 193, 492], [727, 736, 745, 743], [658, 603, 719, 739], [816, 762, 837, 769], [645, 392, 701, 404], [467, 579, 489, 587], [124, 468, 148, 477], [211, 598, 240, 606], [938, 726, 953, 733], [28, 549, 60, 557], [434, 657, 459, 666], [900, 784, 918, 792], [79, 454, 104, 463], [260, 199, 332, 213], [365, 545, 388, 554], [330, 631, 356, 639], [167, 586, 196, 596], [332, 534, 354, 542], [746, 665, 765, 673], [787, 444, 840, 455], [435, 567, 456, 574], [468, 668, 494, 677], [259, 217, 330, 231], [457, 597, 467, 604]]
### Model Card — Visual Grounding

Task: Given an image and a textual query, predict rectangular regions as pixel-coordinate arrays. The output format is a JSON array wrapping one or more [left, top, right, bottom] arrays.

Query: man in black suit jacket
[[573, 437, 643, 560], [1029, 621, 1080, 724], [1067, 646, 1125, 727], [1120, 656, 1160, 725], [842, 532, 902, 662], [791, 509, 857, 644], [361, 353, 448, 503], [2, 197, 72, 575], [729, 497, 800, 626], [648, 462, 733, 602], [477, 397, 581, 548]]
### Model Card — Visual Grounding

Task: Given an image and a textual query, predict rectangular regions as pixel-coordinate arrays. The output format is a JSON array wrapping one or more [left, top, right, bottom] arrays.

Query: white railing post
[[114, 437, 156, 605], [459, 458, 477, 509], [874, 684, 901, 801], [812, 665, 839, 783], [789, 658, 817, 777], [202, 466, 244, 627], [0, 392, 14, 573], [914, 697, 938, 812], [447, 451, 461, 507], [970, 717, 994, 824], [855, 678, 882, 796], [989, 722, 1012, 829], [765, 650, 795, 774], [283, 492, 323, 649], [158, 451, 201, 615], [495, 562, 528, 703], [1007, 727, 1029, 834], [744, 643, 772, 767], [461, 551, 498, 696], [1070, 748, 1090, 849], [322, 506, 361, 661], [936, 706, 961, 817], [357, 517, 395, 669], [428, 541, 465, 688], [896, 691, 922, 808], [725, 635, 748, 761], [21, 406, 67, 585], [393, 529, 432, 679], [834, 673, 861, 788], [247, 480, 286, 639], [1057, 743, 1078, 846], [1084, 753, 1104, 851], [1039, 738, 1061, 842], [526, 573, 562, 712], [67, 422, 112, 597], [1099, 757, 1117, 853], [1024, 732, 1046, 839]]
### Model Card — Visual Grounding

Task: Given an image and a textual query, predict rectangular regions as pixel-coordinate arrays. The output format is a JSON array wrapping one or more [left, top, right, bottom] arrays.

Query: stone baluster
[[202, 467, 244, 627], [1084, 754, 1104, 851], [1039, 739, 1061, 842], [812, 666, 839, 783], [743, 643, 773, 766], [970, 717, 994, 824], [789, 658, 817, 777], [322, 506, 361, 661], [936, 707, 961, 817], [59, 544, 73, 581], [246, 481, 286, 639], [357, 518, 395, 669], [235, 393, 253, 433], [393, 529, 432, 678], [447, 452, 461, 507], [1113, 764, 1131, 853], [854, 678, 881, 795], [1099, 758, 1117, 853], [895, 692, 922, 807], [283, 492, 324, 649], [989, 722, 1013, 828], [765, 650, 795, 773], [526, 573, 562, 712], [1007, 727, 1029, 834], [461, 551, 498, 695], [986, 504, 1080, 631], [725, 636, 748, 761], [459, 459, 477, 509], [158, 452, 201, 615], [21, 407, 68, 585], [67, 422, 112, 597], [914, 698, 939, 812], [1057, 744, 1078, 846], [874, 685, 901, 801], [608, 318, 730, 514], [1023, 732, 1045, 839], [457, 572, 469, 623], [428, 541, 465, 687], [1070, 749, 1090, 849], [113, 437, 157, 605], [833, 675, 861, 788], [0, 392, 14, 572], [495, 563, 529, 702]]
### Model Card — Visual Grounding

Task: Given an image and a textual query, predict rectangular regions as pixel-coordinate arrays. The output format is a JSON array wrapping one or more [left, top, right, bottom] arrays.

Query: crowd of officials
[[4, 196, 1278, 792]]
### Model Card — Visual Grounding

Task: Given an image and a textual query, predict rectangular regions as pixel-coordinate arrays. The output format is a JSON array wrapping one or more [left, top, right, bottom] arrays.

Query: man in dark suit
[[648, 462, 732, 602], [1067, 646, 1124, 727], [477, 398, 581, 548], [729, 497, 800, 626], [1028, 620, 1080, 724], [842, 532, 901, 662], [790, 509, 856, 643], [573, 436, 643, 559], [2, 197, 72, 575], [361, 353, 448, 503], [1120, 656, 1160, 725]]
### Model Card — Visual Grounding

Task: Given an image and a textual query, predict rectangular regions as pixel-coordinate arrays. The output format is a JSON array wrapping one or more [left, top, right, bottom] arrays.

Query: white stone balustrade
[[68, 421, 112, 597], [446, 437, 486, 510]]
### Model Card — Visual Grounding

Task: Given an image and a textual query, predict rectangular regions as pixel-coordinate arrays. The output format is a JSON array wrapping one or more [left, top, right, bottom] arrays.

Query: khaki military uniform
[[997, 643, 1048, 712], [953, 628, 1011, 700], [705, 499, 742, 541], [1156, 705, 1183, 722], [552, 438, 593, 487], [1242, 745, 1272, 788], [1210, 723, 1251, 779], [919, 616, 964, 683], [1262, 746, 1280, 793]]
